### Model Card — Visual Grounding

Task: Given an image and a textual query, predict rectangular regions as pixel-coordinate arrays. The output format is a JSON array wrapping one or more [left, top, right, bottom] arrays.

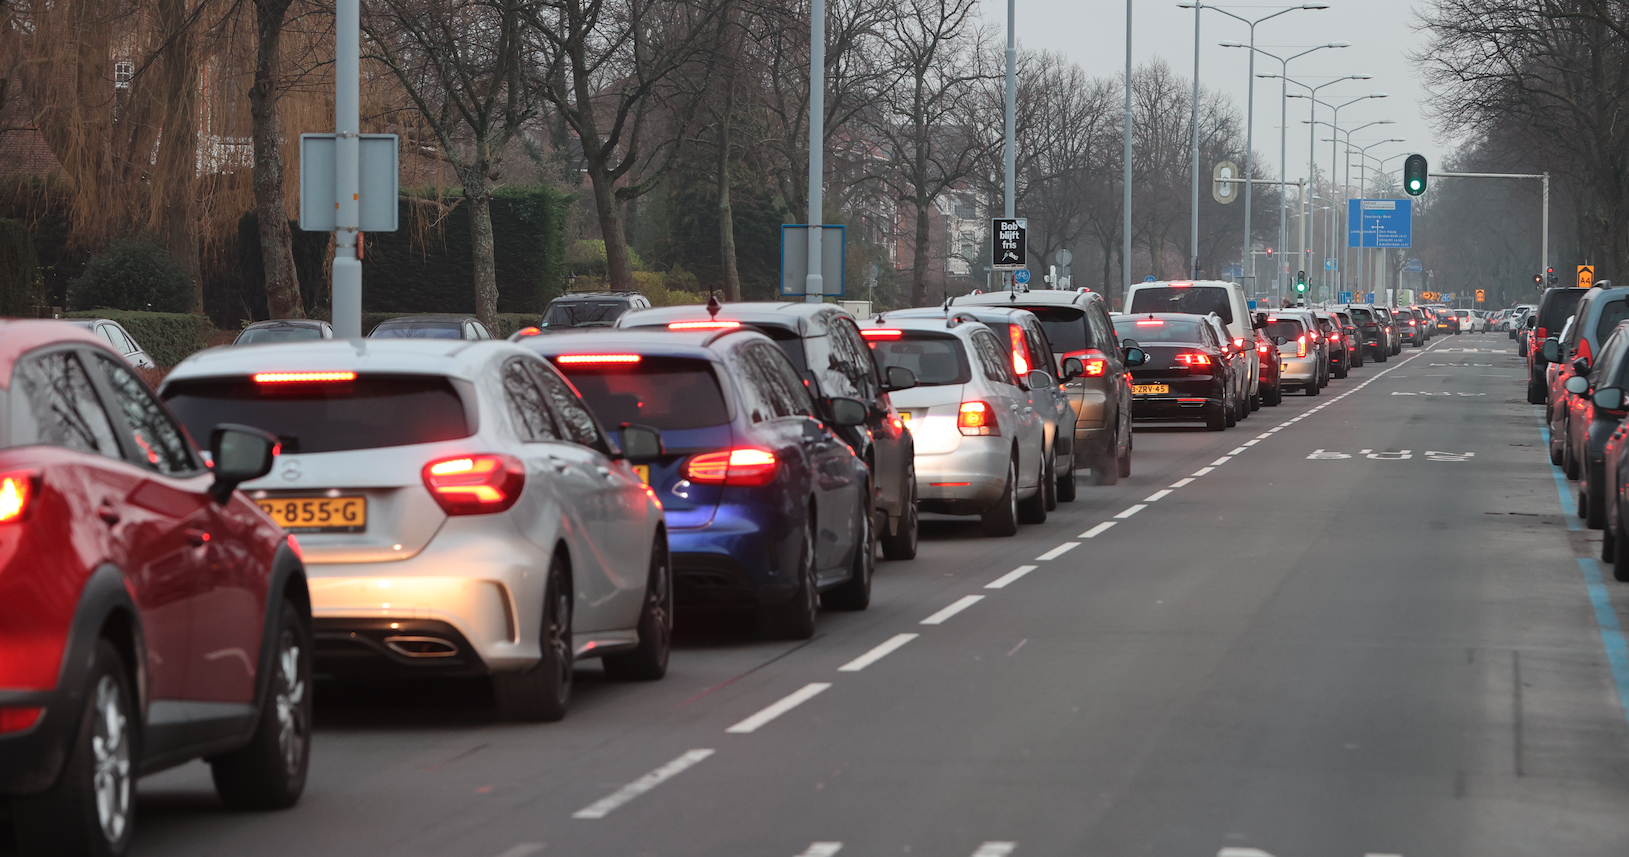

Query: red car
[[1254, 325, 1283, 406], [0, 321, 310, 856]]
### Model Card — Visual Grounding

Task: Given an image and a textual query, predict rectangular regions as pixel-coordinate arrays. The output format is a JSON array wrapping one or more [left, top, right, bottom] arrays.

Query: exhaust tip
[[383, 636, 459, 658]]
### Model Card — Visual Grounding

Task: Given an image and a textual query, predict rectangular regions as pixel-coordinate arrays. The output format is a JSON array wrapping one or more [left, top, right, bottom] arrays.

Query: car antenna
[[706, 293, 722, 319]]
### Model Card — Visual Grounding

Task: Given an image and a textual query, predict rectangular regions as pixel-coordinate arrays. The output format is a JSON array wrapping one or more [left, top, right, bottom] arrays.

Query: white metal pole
[[1122, 0, 1132, 300], [1276, 63, 1288, 302], [331, 0, 362, 338], [1297, 178, 1306, 300], [1188, 2, 1201, 279], [1005, 0, 1016, 220], [1242, 24, 1256, 289], [805, 0, 825, 304], [1542, 172, 1550, 285]]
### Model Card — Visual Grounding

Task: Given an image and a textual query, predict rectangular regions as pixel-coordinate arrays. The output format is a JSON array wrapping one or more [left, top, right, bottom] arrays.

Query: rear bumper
[[1279, 356, 1319, 384], [668, 509, 795, 607], [1130, 395, 1220, 420], [0, 686, 73, 796], [916, 436, 1011, 513]]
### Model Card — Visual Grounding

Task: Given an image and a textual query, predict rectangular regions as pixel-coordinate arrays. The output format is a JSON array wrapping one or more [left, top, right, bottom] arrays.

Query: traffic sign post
[[1014, 269, 1031, 286], [991, 218, 1027, 271], [780, 225, 846, 297]]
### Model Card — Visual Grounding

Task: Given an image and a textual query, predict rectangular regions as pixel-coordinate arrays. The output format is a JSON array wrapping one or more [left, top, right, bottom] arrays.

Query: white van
[[1123, 279, 1260, 404]]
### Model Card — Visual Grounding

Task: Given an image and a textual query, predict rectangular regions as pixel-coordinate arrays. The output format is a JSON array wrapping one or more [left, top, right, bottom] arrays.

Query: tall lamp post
[[1222, 41, 1348, 302], [1122, 0, 1132, 301], [1315, 121, 1396, 290], [1185, 3, 1328, 292], [1296, 95, 1387, 292], [1354, 150, 1410, 298], [1265, 72, 1372, 294]]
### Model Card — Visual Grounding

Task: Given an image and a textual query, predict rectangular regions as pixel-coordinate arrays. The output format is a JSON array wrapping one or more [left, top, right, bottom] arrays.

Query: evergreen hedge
[[64, 310, 215, 368], [67, 238, 194, 314], [361, 187, 570, 315], [0, 218, 41, 316]]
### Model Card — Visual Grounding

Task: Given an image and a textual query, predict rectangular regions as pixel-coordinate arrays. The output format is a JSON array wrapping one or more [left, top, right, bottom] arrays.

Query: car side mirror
[[1121, 337, 1140, 350], [1574, 356, 1592, 375], [883, 365, 917, 392], [1539, 339, 1561, 364], [1020, 369, 1054, 392], [1123, 347, 1147, 367], [827, 397, 869, 427], [1566, 375, 1591, 396], [1253, 313, 1267, 330], [1527, 316, 1537, 328], [1274, 335, 1288, 346], [210, 424, 278, 505], [1062, 356, 1085, 380], [616, 423, 664, 459], [1596, 387, 1626, 411]]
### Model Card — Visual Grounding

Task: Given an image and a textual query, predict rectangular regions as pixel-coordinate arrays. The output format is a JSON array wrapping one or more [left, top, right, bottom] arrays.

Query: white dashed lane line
[[1144, 489, 1172, 502], [1035, 542, 1079, 561], [1114, 504, 1147, 519], [921, 595, 985, 625], [725, 683, 832, 734], [572, 749, 716, 819], [1228, 446, 1248, 455], [1080, 522, 1116, 538], [1169, 477, 1194, 488], [972, 844, 1018, 857], [837, 634, 919, 672], [492, 845, 543, 857], [793, 845, 844, 857], [986, 565, 1038, 589], [1210, 456, 1233, 466], [1192, 466, 1215, 476]]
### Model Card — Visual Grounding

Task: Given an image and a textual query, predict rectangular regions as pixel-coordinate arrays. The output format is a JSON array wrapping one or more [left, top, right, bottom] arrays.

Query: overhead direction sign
[[1579, 265, 1595, 288], [992, 218, 1027, 270], [1347, 199, 1414, 249]]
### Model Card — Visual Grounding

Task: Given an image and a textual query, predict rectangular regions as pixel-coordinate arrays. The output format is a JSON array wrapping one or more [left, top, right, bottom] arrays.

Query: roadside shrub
[[68, 238, 193, 314], [0, 218, 42, 316], [64, 309, 215, 368], [565, 239, 643, 277]]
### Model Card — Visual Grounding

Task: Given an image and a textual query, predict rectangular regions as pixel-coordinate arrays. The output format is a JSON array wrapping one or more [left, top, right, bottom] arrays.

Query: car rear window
[[552, 356, 729, 431], [1113, 318, 1205, 343], [236, 326, 324, 345], [1128, 286, 1232, 324], [1596, 300, 1629, 345], [757, 326, 809, 374], [162, 375, 473, 454], [1539, 289, 1588, 333], [1348, 308, 1374, 323], [1025, 307, 1091, 354], [868, 332, 972, 386], [370, 322, 462, 339], [542, 301, 629, 328], [1262, 318, 1307, 341]]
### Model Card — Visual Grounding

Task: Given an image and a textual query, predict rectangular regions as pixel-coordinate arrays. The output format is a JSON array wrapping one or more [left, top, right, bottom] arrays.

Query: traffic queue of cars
[[0, 285, 1422, 855]]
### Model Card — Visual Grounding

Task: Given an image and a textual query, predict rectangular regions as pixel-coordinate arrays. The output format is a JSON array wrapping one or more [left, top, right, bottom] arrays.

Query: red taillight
[[1296, 336, 1307, 358], [1008, 325, 1030, 376], [556, 354, 642, 365], [1257, 343, 1269, 355], [1578, 337, 1594, 367], [1538, 327, 1549, 340], [1174, 352, 1211, 366], [1329, 332, 1340, 342], [958, 401, 1000, 436], [1233, 338, 1246, 350], [0, 707, 42, 733], [1407, 320, 1417, 327], [668, 320, 741, 330], [0, 471, 37, 524], [1064, 349, 1108, 377], [1364, 322, 1377, 329], [685, 448, 779, 486], [287, 534, 303, 561], [860, 328, 903, 339], [253, 371, 356, 384], [422, 454, 525, 515], [1135, 319, 1166, 326], [516, 326, 543, 337]]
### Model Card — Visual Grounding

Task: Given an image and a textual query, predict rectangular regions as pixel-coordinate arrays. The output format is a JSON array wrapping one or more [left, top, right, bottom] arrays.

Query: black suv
[[617, 302, 921, 559], [1527, 287, 1589, 404], [536, 291, 652, 332]]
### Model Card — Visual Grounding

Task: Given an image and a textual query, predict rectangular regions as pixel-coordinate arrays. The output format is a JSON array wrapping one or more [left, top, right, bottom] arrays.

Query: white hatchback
[[159, 339, 671, 721]]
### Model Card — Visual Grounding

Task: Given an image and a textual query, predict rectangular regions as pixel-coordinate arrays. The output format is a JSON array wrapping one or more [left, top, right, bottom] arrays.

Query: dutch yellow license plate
[[633, 465, 650, 484], [899, 411, 911, 422], [1132, 384, 1169, 395], [256, 496, 366, 533]]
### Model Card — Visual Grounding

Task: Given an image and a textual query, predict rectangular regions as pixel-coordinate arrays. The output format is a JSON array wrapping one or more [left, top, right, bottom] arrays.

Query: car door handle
[[98, 504, 120, 525], [185, 528, 209, 547]]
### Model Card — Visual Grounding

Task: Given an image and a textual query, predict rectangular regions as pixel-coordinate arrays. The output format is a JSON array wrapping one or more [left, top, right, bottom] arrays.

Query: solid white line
[[1210, 456, 1233, 466], [921, 595, 985, 625], [986, 565, 1038, 589], [725, 684, 831, 733], [493, 845, 544, 857], [1036, 542, 1079, 561], [1169, 477, 1194, 488], [1228, 446, 1248, 455], [1114, 504, 1147, 519], [572, 749, 715, 818], [838, 633, 919, 671], [1192, 466, 1215, 476], [795, 845, 844, 857], [1144, 489, 1172, 502], [972, 844, 1017, 857], [1080, 521, 1116, 538]]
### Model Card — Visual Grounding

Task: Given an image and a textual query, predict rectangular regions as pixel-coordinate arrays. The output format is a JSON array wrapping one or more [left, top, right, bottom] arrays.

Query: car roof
[[1130, 279, 1239, 289], [374, 314, 477, 324], [162, 338, 528, 386], [551, 291, 641, 301], [243, 319, 328, 329], [885, 305, 1040, 325], [956, 289, 1102, 309], [516, 327, 764, 361], [857, 313, 985, 336], [0, 319, 120, 390], [619, 301, 849, 334]]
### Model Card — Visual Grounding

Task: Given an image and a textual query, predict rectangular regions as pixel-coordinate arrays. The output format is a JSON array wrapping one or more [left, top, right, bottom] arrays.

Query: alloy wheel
[[91, 674, 132, 845]]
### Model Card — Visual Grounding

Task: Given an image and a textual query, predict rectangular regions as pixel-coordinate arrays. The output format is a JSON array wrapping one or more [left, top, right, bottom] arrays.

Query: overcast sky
[[998, 0, 1449, 188]]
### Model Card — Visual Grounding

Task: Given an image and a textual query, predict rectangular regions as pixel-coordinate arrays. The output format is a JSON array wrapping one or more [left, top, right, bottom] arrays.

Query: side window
[[749, 341, 815, 418], [11, 350, 121, 456], [1025, 322, 1055, 377], [503, 359, 560, 442], [94, 355, 196, 474], [724, 342, 776, 423], [972, 331, 1016, 385], [530, 363, 607, 450], [821, 320, 880, 401], [1596, 332, 1629, 388], [94, 325, 120, 351], [1091, 306, 1116, 350], [111, 325, 138, 354]]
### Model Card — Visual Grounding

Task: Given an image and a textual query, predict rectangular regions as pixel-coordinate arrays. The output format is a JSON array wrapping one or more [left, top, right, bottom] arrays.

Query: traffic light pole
[[1433, 171, 1549, 293]]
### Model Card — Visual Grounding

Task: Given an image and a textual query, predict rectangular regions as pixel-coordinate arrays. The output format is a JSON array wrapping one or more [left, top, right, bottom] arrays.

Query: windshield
[[542, 301, 630, 328], [1262, 318, 1307, 341], [553, 356, 729, 431], [868, 333, 971, 386], [236, 326, 324, 345], [1026, 307, 1090, 354], [1113, 318, 1205, 343], [370, 322, 462, 339], [1128, 286, 1232, 323], [162, 375, 473, 454]]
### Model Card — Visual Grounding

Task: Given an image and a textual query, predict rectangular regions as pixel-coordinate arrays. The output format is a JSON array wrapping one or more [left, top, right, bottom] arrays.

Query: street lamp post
[[1297, 96, 1387, 293], [1276, 75, 1375, 298], [1192, 3, 1328, 292], [1354, 150, 1410, 298], [1224, 41, 1349, 302], [1317, 124, 1398, 292]]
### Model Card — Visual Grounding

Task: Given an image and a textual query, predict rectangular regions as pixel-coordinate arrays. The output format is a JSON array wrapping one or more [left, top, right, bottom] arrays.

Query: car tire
[[1205, 402, 1227, 431], [1250, 391, 1262, 411], [1018, 454, 1048, 525], [823, 496, 873, 611], [1527, 374, 1547, 405], [1042, 449, 1058, 511], [1614, 518, 1629, 583], [493, 555, 573, 722], [1264, 382, 1283, 407], [1377, 347, 1389, 363], [602, 535, 673, 680], [210, 598, 312, 810], [1225, 396, 1238, 427], [1550, 439, 1565, 466], [1117, 446, 1132, 479], [1605, 520, 1618, 562], [1334, 357, 1348, 379], [1565, 442, 1581, 481], [13, 640, 136, 857], [880, 473, 919, 560], [1306, 378, 1320, 396], [761, 510, 820, 638], [981, 457, 1020, 537], [1587, 479, 1608, 530], [1056, 465, 1078, 502]]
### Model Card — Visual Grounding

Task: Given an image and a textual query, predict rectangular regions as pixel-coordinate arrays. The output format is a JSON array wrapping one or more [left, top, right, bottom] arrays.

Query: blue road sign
[[1144, 275, 1157, 282], [1348, 199, 1414, 249], [1325, 258, 1338, 272], [1014, 268, 1031, 285], [1364, 292, 1376, 303], [1339, 291, 1353, 304]]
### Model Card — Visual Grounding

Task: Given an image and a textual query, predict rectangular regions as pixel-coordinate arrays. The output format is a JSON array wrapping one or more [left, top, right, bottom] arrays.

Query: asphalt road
[[126, 333, 1629, 857]]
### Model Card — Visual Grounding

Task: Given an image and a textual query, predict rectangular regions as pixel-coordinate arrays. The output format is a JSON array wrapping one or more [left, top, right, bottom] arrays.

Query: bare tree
[[250, 0, 307, 318]]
